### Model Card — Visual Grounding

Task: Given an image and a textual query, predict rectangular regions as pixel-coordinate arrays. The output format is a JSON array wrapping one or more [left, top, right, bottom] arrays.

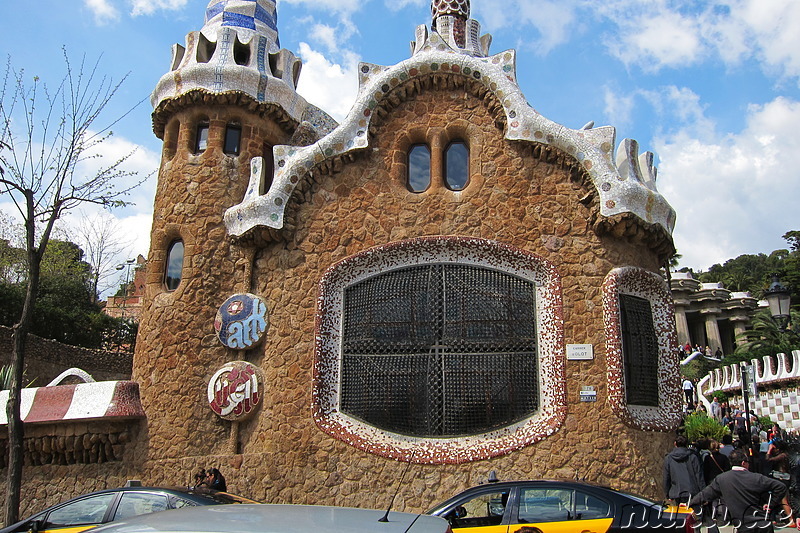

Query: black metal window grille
[[619, 294, 659, 407], [341, 263, 539, 437]]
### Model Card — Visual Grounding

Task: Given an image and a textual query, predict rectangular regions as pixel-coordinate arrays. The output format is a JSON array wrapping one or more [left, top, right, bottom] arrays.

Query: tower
[[137, 0, 335, 458]]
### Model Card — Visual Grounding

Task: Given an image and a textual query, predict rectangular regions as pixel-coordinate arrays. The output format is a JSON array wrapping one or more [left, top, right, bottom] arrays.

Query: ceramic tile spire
[[415, 0, 490, 57], [431, 0, 470, 48], [151, 0, 337, 140], [203, 0, 280, 49]]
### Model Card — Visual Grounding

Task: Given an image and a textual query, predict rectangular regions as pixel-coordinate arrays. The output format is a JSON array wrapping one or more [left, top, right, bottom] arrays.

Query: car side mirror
[[28, 519, 43, 533]]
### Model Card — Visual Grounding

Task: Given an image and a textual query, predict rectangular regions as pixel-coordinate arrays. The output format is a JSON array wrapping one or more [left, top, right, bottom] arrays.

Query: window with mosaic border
[[313, 236, 566, 464], [602, 267, 682, 431]]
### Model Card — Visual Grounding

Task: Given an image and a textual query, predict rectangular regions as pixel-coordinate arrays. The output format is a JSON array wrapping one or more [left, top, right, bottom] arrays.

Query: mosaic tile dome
[[431, 0, 470, 20]]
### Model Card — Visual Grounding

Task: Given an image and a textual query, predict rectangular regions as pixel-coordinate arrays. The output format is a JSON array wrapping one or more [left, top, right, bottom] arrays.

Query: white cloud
[[657, 96, 800, 270], [474, 0, 580, 54], [385, 0, 426, 11], [84, 0, 120, 24], [607, 8, 702, 70], [294, 43, 361, 122], [129, 0, 190, 16], [279, 0, 363, 17]]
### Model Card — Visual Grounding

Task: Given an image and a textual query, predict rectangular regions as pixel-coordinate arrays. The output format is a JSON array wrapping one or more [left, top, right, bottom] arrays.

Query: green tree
[[0, 51, 143, 523], [729, 309, 800, 364]]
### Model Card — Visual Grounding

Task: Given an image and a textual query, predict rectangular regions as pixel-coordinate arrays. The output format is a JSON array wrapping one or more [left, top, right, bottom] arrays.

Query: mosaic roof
[[151, 0, 336, 139], [224, 1, 676, 242]]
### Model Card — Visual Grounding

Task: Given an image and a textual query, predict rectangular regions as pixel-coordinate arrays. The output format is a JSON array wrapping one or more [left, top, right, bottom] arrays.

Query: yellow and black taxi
[[427, 479, 695, 533], [0, 486, 258, 533]]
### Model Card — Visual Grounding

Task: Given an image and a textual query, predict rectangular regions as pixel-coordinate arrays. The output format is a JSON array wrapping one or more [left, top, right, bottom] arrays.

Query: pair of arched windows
[[408, 140, 469, 192], [194, 122, 242, 156]]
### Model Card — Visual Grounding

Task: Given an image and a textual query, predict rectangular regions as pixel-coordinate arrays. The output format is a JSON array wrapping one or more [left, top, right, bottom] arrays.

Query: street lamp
[[764, 274, 792, 331]]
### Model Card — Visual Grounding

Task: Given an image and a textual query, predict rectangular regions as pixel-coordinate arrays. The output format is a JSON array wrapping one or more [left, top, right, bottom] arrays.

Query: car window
[[113, 492, 170, 521], [45, 493, 116, 527], [517, 488, 610, 523], [170, 496, 198, 509], [444, 490, 510, 528]]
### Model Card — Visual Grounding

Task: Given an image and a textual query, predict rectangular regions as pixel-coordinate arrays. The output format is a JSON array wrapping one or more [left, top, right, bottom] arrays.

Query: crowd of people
[[664, 421, 798, 531], [191, 467, 227, 492]]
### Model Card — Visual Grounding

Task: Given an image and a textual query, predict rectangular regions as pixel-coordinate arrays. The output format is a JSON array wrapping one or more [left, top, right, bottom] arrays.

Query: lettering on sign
[[207, 361, 265, 421], [214, 293, 269, 349]]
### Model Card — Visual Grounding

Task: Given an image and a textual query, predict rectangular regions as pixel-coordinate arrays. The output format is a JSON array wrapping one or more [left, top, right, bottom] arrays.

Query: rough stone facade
[[2, 0, 684, 521]]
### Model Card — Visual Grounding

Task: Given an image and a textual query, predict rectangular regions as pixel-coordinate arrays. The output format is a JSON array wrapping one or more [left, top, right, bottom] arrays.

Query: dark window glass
[[195, 124, 209, 153], [445, 490, 510, 528], [340, 263, 538, 437], [517, 488, 611, 523], [408, 144, 431, 192], [113, 493, 169, 521], [619, 294, 659, 406], [224, 124, 242, 155], [45, 493, 115, 527], [444, 141, 469, 190], [165, 241, 184, 291]]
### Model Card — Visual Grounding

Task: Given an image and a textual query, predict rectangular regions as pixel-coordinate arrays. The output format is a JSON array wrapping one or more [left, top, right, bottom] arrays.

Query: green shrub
[[683, 413, 730, 442]]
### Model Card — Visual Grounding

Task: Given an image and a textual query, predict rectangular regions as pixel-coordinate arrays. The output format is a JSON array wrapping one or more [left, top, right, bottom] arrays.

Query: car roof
[[90, 504, 450, 533]]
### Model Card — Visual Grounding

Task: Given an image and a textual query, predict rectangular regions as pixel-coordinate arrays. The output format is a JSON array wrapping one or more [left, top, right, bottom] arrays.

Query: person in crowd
[[719, 434, 734, 457], [714, 347, 723, 359], [705, 345, 712, 357], [682, 378, 695, 406], [192, 468, 207, 489], [690, 449, 792, 533], [206, 467, 227, 491], [710, 396, 722, 421], [703, 440, 731, 485], [664, 435, 705, 505], [767, 440, 791, 484]]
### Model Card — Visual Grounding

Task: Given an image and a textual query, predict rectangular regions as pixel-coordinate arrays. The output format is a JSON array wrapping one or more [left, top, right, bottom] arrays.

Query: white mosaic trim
[[225, 20, 675, 239], [603, 267, 682, 431], [312, 236, 566, 464]]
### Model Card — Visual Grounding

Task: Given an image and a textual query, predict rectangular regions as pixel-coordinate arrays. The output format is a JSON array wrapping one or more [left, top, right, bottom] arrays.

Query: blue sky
[[2, 0, 799, 295]]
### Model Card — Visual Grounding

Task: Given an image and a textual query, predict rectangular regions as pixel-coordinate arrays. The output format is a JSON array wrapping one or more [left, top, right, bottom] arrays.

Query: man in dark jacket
[[690, 448, 792, 532], [663, 435, 705, 504]]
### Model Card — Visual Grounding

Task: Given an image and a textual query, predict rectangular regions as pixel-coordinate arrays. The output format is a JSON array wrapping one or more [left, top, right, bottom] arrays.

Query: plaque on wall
[[207, 361, 265, 421], [214, 293, 268, 349]]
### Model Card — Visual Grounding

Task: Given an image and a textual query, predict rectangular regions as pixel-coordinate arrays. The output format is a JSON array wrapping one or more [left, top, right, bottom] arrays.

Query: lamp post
[[764, 274, 792, 332], [115, 259, 136, 352]]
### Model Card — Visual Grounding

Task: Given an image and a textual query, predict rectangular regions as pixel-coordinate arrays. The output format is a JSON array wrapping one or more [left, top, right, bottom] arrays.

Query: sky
[[2, 0, 799, 296]]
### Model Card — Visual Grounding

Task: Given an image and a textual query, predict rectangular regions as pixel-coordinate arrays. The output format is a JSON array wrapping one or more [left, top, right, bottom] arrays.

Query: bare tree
[[0, 50, 144, 523], [69, 210, 135, 302]]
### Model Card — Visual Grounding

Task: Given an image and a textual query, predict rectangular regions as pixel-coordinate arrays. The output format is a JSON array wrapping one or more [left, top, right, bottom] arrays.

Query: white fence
[[698, 350, 800, 432]]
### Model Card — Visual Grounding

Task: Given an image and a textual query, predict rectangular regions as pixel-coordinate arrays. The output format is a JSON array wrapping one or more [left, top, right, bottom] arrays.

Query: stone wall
[[0, 326, 132, 385]]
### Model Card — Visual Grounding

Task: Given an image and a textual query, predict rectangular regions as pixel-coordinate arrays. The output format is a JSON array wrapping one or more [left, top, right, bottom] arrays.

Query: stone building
[[103, 255, 148, 321], [670, 271, 758, 355], [3, 0, 685, 517]]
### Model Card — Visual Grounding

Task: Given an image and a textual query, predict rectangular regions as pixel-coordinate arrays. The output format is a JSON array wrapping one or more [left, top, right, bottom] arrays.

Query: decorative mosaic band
[[602, 267, 682, 431], [0, 381, 145, 425], [312, 236, 566, 464], [225, 25, 675, 242]]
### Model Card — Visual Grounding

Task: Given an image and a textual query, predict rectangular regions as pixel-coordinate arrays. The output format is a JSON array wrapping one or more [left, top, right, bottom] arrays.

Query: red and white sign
[[207, 361, 264, 421]]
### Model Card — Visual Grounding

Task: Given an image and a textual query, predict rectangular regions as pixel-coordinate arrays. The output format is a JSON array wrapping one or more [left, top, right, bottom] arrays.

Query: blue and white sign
[[214, 293, 269, 349]]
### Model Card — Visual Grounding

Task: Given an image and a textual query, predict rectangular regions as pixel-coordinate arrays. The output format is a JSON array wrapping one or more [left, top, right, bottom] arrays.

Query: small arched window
[[407, 144, 431, 192], [195, 122, 209, 154], [444, 141, 469, 190], [165, 241, 184, 291], [224, 123, 242, 156]]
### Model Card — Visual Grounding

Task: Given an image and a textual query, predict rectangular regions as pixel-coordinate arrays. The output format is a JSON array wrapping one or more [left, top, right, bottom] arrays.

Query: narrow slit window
[[165, 241, 184, 291], [224, 124, 242, 156], [444, 141, 469, 191], [195, 123, 209, 154], [408, 144, 431, 192]]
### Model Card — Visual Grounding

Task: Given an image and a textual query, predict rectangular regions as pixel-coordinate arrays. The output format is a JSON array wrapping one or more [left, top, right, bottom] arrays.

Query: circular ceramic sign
[[214, 293, 268, 349], [207, 361, 264, 421]]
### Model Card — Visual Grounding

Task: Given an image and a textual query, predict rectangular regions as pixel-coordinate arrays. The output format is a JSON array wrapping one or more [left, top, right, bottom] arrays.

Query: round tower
[[136, 0, 335, 460]]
